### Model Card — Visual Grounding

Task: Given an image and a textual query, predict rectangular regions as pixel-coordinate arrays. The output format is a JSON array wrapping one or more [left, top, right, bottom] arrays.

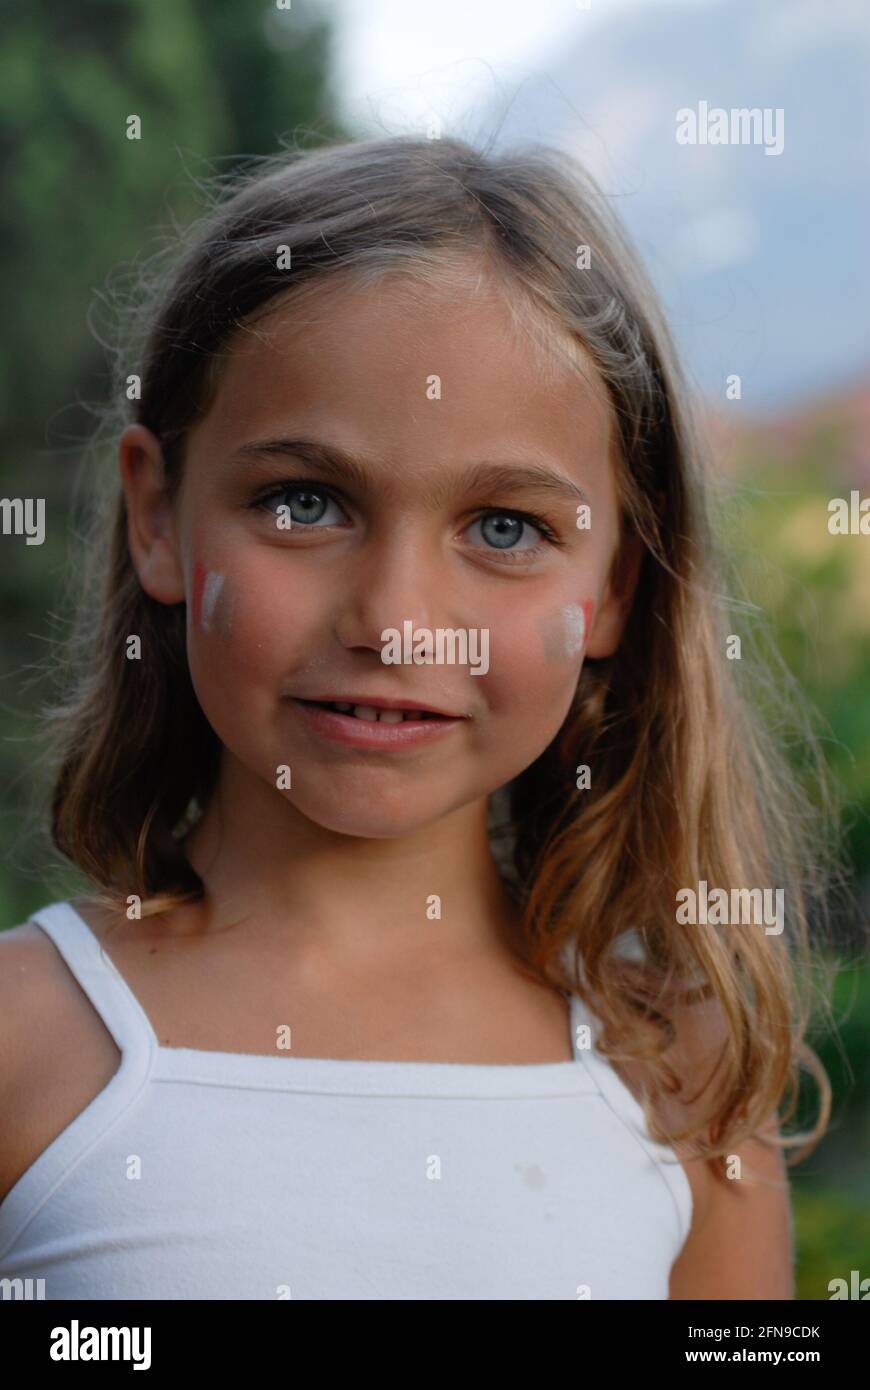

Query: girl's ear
[[119, 424, 186, 605], [585, 530, 645, 659]]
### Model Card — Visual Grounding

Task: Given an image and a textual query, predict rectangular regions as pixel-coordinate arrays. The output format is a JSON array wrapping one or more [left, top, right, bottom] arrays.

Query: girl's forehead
[[227, 265, 608, 396], [197, 282, 612, 451]]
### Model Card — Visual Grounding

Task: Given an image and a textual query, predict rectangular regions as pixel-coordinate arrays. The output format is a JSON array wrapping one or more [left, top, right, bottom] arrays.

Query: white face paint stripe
[[560, 603, 586, 656], [201, 571, 225, 632]]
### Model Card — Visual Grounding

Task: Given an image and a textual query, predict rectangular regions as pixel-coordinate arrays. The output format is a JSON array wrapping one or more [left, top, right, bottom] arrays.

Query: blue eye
[[258, 484, 347, 526], [465, 511, 551, 551]]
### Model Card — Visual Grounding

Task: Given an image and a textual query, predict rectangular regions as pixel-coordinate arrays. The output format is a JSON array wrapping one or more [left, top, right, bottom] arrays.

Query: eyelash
[[248, 479, 565, 556]]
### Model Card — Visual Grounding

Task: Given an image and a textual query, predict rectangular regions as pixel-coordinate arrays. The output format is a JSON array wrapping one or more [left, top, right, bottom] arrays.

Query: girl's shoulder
[[603, 991, 793, 1296], [0, 900, 121, 1015], [0, 912, 121, 1207], [0, 917, 87, 1042]]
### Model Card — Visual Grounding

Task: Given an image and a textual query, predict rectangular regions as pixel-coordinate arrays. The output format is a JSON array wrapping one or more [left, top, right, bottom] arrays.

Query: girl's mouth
[[289, 697, 465, 749], [298, 698, 448, 723]]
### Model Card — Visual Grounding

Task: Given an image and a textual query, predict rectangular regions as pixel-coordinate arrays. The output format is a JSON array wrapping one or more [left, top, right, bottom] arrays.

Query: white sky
[[326, 0, 690, 134]]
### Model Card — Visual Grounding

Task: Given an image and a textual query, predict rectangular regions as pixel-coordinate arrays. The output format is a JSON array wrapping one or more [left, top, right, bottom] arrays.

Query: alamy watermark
[[49, 1320, 151, 1370], [676, 102, 784, 156], [828, 1269, 870, 1299], [1, 1275, 46, 1299], [676, 881, 785, 935], [828, 491, 870, 535], [380, 621, 489, 676], [0, 497, 45, 545]]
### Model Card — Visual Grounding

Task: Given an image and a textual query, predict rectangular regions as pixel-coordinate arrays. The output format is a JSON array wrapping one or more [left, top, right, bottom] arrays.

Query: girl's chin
[[280, 795, 452, 840]]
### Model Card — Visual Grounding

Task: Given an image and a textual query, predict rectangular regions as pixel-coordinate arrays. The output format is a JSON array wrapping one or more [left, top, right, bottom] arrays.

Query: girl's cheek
[[188, 558, 325, 672], [479, 598, 595, 720], [189, 560, 276, 656]]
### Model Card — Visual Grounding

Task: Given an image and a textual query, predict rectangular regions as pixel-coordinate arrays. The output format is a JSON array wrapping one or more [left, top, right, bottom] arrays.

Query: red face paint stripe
[[192, 559, 206, 629], [580, 598, 594, 643]]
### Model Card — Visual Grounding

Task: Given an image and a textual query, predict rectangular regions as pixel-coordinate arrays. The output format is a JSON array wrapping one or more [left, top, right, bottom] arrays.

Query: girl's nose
[[332, 533, 447, 653]]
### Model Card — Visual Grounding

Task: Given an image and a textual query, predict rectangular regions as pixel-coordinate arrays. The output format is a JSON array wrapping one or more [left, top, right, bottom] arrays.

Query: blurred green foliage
[[0, 0, 348, 919], [715, 429, 870, 881], [794, 1188, 870, 1300], [1, 0, 867, 1298], [712, 427, 870, 1289]]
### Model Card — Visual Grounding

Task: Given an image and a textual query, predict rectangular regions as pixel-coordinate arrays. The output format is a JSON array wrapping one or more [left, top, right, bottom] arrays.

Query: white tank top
[[0, 901, 692, 1300]]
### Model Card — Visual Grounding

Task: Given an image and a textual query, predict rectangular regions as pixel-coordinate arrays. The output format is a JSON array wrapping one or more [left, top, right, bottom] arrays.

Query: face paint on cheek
[[191, 560, 236, 637], [538, 599, 595, 663]]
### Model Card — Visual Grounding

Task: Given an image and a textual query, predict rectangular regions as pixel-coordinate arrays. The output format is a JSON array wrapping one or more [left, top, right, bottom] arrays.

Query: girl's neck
[[180, 752, 522, 970]]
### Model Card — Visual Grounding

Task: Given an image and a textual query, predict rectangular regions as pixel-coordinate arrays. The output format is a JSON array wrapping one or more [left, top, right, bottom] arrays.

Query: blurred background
[[1, 0, 868, 1297]]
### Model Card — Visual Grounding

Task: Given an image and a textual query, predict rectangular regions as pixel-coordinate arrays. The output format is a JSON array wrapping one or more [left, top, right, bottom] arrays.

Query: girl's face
[[126, 267, 640, 838]]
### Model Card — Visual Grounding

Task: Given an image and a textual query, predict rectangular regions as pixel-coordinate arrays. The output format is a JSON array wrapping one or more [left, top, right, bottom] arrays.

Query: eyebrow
[[228, 436, 590, 507]]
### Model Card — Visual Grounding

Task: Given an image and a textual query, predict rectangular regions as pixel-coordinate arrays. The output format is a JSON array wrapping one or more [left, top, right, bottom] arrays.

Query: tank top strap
[[28, 900, 161, 1059]]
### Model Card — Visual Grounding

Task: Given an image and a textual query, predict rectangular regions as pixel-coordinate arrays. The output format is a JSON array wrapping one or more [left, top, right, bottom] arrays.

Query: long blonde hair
[[37, 134, 845, 1176]]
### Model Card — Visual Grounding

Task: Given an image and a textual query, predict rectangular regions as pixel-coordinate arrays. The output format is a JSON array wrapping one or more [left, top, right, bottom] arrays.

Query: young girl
[[0, 134, 838, 1301]]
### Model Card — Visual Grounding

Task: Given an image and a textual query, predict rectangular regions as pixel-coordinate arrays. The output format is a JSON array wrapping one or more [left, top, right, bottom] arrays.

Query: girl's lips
[[288, 697, 465, 748]]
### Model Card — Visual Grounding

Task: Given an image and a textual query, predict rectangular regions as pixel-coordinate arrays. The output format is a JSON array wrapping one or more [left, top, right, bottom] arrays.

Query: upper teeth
[[328, 702, 435, 722]]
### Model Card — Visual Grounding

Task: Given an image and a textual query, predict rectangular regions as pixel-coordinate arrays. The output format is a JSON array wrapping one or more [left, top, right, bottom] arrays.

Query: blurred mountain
[[701, 376, 870, 482], [486, 0, 870, 410]]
